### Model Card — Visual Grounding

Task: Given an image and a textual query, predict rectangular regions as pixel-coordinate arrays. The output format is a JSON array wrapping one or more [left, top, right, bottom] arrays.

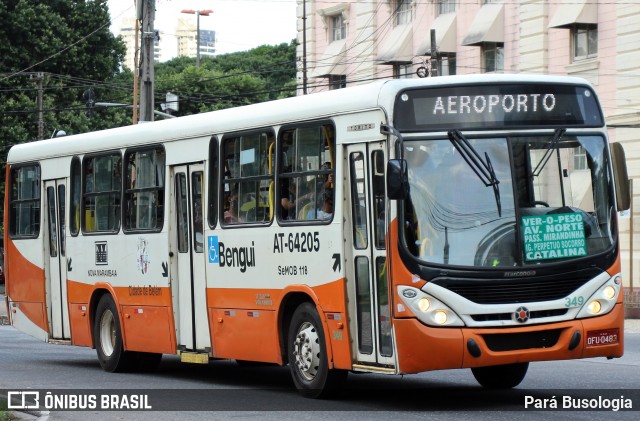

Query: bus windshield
[[402, 134, 615, 268]]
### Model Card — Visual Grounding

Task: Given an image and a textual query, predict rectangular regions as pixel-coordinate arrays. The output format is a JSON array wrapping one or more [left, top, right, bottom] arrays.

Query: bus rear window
[[9, 164, 41, 238]]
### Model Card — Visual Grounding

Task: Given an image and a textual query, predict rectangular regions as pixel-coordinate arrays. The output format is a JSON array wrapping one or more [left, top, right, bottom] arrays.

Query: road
[[1, 321, 639, 420]]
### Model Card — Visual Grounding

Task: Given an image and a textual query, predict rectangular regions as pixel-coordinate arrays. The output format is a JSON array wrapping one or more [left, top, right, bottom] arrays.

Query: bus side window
[[349, 152, 368, 249], [208, 136, 219, 228], [8, 164, 41, 238], [278, 123, 335, 223], [222, 130, 274, 226], [123, 147, 165, 232], [70, 157, 81, 236], [372, 150, 386, 249], [82, 152, 122, 233]]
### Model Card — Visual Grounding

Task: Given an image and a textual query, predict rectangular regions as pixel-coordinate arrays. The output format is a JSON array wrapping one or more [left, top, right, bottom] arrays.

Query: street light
[[181, 9, 213, 67]]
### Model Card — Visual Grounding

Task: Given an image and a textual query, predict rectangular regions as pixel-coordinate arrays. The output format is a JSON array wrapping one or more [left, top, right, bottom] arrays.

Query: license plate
[[586, 328, 619, 347]]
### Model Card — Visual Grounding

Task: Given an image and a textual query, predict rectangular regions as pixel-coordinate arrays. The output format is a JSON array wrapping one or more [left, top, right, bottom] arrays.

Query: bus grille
[[481, 329, 563, 352], [431, 270, 600, 304], [471, 308, 568, 322]]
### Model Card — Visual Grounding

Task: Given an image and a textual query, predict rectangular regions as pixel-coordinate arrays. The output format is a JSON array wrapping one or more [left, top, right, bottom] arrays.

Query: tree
[[0, 0, 128, 228], [0, 1, 127, 145], [154, 41, 297, 116], [207, 41, 298, 100]]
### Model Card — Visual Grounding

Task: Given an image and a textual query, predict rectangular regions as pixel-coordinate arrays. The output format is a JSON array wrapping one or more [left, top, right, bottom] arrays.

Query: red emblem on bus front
[[515, 306, 530, 323]]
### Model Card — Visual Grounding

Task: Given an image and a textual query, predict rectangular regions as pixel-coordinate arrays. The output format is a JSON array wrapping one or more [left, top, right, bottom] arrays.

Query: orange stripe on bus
[[66, 281, 177, 353], [4, 238, 48, 332], [206, 279, 352, 368]]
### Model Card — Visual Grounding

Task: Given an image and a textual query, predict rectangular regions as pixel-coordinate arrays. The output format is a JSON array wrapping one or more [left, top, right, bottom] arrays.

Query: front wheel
[[471, 362, 529, 389], [287, 302, 347, 398]]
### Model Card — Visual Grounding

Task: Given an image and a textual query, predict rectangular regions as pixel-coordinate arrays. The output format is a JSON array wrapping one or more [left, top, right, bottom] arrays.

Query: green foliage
[[155, 40, 297, 116], [0, 409, 13, 421], [0, 0, 128, 145], [205, 41, 298, 100], [0, 0, 128, 227], [0, 397, 14, 421]]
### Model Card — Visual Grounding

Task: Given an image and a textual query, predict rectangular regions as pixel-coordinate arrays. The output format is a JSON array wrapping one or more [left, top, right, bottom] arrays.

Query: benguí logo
[[208, 235, 255, 272]]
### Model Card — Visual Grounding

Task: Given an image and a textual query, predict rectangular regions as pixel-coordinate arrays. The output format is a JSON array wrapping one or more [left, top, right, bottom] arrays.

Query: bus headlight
[[587, 300, 602, 314], [398, 286, 464, 327], [434, 310, 448, 325], [576, 274, 621, 319], [603, 285, 616, 300], [418, 298, 430, 312]]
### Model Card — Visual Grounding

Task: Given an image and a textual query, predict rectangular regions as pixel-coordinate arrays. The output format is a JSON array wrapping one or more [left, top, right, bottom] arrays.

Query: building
[[296, 0, 640, 302], [114, 17, 216, 69], [176, 17, 217, 60], [116, 17, 162, 70], [116, 17, 139, 71]]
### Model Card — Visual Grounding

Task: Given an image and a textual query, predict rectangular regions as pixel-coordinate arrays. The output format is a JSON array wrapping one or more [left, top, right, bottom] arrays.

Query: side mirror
[[610, 142, 630, 211], [387, 159, 409, 200]]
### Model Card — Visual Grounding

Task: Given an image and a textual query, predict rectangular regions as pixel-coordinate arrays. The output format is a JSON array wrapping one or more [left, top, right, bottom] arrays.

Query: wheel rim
[[293, 321, 321, 381], [99, 309, 116, 357]]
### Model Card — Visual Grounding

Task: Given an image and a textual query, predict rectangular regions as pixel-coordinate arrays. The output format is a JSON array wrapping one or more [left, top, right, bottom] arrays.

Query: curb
[[8, 410, 40, 420]]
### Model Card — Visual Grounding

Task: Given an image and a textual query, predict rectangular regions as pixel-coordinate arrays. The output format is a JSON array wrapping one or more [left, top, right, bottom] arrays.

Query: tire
[[287, 302, 347, 398], [471, 362, 529, 389], [93, 294, 135, 373]]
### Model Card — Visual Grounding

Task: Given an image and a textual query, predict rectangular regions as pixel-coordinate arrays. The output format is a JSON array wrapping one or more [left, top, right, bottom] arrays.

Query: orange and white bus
[[3, 75, 631, 397]]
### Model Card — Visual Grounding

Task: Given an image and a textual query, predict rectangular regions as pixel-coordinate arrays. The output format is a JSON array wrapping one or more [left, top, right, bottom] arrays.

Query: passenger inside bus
[[280, 174, 298, 220], [224, 190, 240, 223], [319, 161, 335, 190], [307, 191, 333, 220], [279, 124, 336, 222], [303, 163, 334, 220], [280, 177, 313, 221]]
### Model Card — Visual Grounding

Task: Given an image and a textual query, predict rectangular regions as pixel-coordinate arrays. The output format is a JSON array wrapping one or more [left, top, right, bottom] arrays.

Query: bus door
[[43, 178, 70, 340], [170, 163, 211, 353], [344, 143, 394, 368]]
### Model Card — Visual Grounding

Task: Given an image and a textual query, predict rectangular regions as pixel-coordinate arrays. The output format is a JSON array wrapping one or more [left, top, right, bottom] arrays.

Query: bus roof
[[7, 74, 593, 164]]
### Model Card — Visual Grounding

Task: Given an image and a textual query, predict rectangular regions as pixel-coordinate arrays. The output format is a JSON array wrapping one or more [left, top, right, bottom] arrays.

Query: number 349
[[565, 296, 584, 307]]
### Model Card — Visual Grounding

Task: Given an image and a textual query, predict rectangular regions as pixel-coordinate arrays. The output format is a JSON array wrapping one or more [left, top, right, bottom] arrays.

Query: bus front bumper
[[393, 302, 624, 374]]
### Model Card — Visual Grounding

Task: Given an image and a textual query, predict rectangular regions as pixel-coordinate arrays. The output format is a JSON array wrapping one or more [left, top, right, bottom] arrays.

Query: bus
[[3, 75, 631, 398]]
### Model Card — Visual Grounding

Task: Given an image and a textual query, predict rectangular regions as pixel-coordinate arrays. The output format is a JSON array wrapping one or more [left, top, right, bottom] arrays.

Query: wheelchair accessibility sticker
[[208, 236, 219, 264]]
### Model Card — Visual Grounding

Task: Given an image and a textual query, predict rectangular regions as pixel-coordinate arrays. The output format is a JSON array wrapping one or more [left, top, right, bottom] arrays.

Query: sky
[[107, 0, 298, 59]]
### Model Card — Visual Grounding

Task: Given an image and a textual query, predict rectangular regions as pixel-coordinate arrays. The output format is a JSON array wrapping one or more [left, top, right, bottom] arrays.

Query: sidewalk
[[0, 284, 8, 326], [626, 317, 640, 333]]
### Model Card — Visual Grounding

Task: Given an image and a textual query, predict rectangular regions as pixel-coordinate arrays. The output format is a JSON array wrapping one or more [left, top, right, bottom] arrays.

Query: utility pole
[[430, 29, 439, 77], [35, 72, 45, 140], [139, 0, 156, 122], [133, 17, 140, 124], [302, 0, 308, 95], [196, 11, 201, 67]]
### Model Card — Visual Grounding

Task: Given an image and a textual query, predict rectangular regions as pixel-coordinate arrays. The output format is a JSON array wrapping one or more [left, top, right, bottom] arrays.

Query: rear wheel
[[287, 302, 347, 398], [471, 362, 529, 389], [93, 295, 135, 373]]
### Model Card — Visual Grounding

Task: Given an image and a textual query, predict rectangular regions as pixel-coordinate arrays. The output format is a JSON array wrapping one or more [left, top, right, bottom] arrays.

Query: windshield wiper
[[447, 130, 502, 217], [531, 128, 566, 177]]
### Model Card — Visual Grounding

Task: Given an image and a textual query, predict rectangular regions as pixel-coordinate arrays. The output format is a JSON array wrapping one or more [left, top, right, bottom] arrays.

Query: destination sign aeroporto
[[393, 83, 603, 131]]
